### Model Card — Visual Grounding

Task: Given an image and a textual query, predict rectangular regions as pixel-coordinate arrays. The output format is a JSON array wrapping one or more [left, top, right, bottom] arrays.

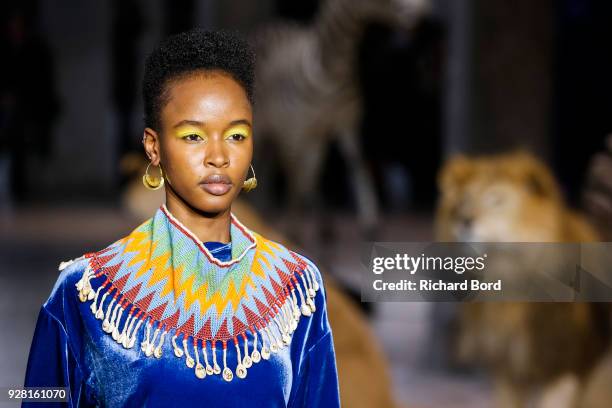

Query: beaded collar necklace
[[68, 204, 320, 382]]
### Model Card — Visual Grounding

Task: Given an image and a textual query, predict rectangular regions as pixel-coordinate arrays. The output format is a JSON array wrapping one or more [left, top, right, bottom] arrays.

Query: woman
[[23, 29, 340, 407]]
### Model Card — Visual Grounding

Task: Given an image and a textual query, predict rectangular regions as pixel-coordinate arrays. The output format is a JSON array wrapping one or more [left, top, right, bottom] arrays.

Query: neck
[[164, 188, 231, 244]]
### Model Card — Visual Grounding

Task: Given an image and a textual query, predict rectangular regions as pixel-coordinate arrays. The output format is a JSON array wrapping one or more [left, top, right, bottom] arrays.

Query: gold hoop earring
[[143, 162, 165, 190], [242, 164, 257, 192]]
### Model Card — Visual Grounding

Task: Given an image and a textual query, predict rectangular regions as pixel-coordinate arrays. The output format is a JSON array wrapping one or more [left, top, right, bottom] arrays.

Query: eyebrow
[[172, 119, 252, 128]]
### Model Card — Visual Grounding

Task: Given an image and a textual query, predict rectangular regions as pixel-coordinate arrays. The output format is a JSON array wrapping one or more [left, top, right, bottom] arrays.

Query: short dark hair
[[142, 28, 255, 130]]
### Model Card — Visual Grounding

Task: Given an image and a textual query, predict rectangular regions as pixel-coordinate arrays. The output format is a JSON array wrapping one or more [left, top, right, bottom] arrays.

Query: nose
[[204, 138, 229, 168]]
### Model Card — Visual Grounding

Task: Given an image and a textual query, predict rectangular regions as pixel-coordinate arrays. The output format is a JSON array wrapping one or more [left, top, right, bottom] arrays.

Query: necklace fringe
[[71, 258, 320, 382]]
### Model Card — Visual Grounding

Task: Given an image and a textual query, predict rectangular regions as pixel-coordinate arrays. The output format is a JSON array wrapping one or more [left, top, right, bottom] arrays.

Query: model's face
[[144, 71, 253, 214]]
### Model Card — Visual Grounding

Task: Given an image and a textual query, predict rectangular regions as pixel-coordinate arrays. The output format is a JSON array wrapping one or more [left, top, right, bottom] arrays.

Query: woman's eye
[[184, 134, 202, 141], [228, 133, 246, 141]]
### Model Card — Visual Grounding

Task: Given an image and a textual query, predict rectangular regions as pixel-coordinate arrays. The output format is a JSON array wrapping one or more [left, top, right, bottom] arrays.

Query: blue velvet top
[[23, 239, 340, 407]]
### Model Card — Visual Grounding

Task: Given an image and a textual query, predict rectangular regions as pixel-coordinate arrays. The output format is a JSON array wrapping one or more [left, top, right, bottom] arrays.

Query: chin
[[193, 191, 235, 214]]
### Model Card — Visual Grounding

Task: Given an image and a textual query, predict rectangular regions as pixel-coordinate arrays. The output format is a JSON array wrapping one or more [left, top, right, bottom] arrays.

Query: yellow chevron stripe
[[116, 222, 292, 319]]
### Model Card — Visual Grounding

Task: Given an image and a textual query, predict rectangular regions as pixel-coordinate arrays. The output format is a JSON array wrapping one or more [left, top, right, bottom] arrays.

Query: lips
[[199, 173, 232, 196]]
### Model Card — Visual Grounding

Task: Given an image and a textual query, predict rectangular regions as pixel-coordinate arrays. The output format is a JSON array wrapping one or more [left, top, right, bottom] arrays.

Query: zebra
[[252, 0, 429, 245]]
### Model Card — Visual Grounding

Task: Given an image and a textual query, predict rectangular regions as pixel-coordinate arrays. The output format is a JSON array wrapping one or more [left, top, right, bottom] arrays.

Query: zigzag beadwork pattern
[[71, 204, 320, 381]]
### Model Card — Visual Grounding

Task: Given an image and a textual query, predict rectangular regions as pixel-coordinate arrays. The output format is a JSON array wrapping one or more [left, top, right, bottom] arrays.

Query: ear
[[511, 151, 561, 200], [143, 128, 161, 165], [438, 154, 473, 194]]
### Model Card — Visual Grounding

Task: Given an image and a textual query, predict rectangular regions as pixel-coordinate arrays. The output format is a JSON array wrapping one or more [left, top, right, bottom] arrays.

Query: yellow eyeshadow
[[173, 125, 250, 139], [224, 125, 251, 138], [175, 127, 206, 139]]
